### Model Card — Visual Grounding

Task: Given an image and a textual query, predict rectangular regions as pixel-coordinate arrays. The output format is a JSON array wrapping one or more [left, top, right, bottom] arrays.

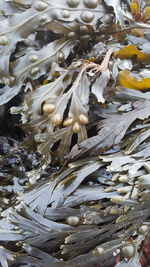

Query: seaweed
[[1, 0, 150, 267]]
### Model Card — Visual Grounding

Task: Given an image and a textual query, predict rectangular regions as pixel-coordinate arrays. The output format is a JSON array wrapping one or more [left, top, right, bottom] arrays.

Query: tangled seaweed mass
[[1, 0, 150, 266]]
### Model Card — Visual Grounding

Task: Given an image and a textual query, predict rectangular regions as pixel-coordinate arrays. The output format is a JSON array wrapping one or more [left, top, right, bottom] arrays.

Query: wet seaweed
[[1, 1, 150, 267]]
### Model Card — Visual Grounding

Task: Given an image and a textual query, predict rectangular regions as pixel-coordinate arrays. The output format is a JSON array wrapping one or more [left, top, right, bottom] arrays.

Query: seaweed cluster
[[1, 0, 150, 266]]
